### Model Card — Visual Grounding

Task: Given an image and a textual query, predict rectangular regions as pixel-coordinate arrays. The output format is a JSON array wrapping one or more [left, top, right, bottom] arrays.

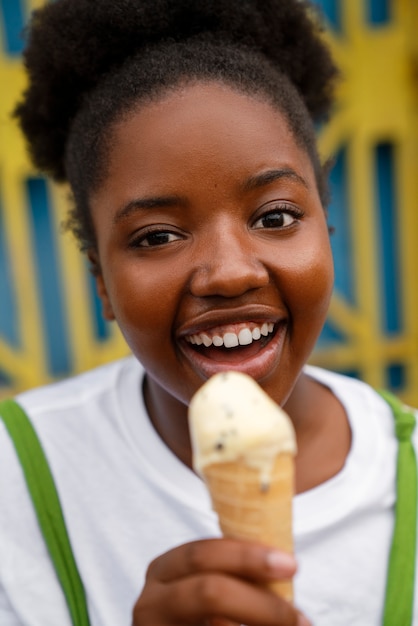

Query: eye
[[252, 204, 303, 230], [129, 228, 183, 248]]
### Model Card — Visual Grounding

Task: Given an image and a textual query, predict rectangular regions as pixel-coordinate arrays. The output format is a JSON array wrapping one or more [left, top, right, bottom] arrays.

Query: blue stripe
[[317, 319, 347, 347], [386, 364, 405, 391], [367, 0, 391, 25], [26, 177, 71, 376], [317, 147, 354, 349], [375, 143, 402, 334], [336, 369, 361, 381], [327, 147, 355, 305], [0, 0, 25, 55], [0, 193, 19, 346], [0, 367, 12, 387], [87, 268, 110, 341], [311, 0, 342, 32]]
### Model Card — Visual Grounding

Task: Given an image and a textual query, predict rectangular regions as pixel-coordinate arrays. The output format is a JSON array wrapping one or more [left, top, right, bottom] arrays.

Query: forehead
[[100, 82, 316, 195]]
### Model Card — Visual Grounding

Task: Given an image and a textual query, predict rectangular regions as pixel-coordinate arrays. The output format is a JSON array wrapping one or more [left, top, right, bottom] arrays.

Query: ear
[[87, 249, 115, 321]]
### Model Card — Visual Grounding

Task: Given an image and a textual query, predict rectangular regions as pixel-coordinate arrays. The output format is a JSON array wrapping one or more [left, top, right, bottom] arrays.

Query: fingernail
[[297, 615, 312, 626], [266, 550, 297, 573]]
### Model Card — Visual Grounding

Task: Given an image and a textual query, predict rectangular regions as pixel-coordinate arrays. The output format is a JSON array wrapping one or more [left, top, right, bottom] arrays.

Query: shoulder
[[304, 365, 384, 409], [305, 365, 418, 446], [0, 355, 144, 460], [12, 355, 142, 420], [0, 355, 145, 518]]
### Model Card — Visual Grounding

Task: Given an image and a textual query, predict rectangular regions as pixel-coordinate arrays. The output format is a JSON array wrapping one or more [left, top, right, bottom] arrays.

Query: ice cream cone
[[188, 371, 297, 602], [202, 452, 294, 601]]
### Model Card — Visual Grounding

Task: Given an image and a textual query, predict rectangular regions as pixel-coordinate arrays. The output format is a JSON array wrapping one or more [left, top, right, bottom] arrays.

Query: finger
[[147, 538, 297, 585], [157, 572, 299, 626], [134, 563, 301, 625]]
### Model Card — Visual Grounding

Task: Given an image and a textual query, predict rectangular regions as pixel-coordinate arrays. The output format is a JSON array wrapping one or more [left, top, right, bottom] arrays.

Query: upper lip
[[177, 304, 286, 338]]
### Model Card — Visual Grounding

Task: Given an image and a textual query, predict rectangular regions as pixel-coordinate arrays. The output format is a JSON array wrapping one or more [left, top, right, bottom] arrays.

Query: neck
[[284, 372, 352, 493], [143, 370, 351, 493], [143, 375, 194, 469]]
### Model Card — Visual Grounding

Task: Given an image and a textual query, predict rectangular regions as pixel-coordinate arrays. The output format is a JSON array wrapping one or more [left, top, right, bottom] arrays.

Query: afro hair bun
[[15, 0, 338, 181]]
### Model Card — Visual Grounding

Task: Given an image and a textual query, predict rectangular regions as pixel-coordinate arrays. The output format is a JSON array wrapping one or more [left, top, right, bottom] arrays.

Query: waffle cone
[[202, 453, 294, 602]]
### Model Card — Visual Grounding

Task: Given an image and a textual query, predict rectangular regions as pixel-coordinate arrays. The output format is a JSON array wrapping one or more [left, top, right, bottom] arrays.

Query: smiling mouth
[[184, 322, 275, 350], [181, 319, 284, 380]]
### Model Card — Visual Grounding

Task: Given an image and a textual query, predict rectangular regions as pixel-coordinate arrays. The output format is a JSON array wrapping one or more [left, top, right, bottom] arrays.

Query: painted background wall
[[0, 0, 417, 404]]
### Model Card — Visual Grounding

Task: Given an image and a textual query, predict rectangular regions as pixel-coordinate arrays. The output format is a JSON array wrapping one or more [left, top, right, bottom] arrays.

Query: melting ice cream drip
[[189, 371, 296, 487]]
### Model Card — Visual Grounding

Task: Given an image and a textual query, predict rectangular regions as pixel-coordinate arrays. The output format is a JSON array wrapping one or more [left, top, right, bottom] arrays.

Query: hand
[[132, 538, 311, 625]]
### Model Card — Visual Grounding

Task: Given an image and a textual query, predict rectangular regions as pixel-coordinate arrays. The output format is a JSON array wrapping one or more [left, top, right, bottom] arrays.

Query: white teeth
[[223, 332, 239, 348], [202, 334, 212, 347], [252, 327, 261, 340], [260, 323, 269, 336], [186, 323, 275, 349], [238, 328, 253, 346]]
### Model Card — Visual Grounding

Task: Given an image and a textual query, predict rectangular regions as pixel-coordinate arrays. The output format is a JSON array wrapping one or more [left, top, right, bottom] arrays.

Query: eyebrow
[[113, 195, 183, 223], [242, 168, 309, 192], [113, 168, 309, 223]]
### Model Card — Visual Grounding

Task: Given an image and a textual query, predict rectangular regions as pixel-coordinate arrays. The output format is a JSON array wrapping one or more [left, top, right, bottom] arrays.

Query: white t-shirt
[[0, 356, 416, 625]]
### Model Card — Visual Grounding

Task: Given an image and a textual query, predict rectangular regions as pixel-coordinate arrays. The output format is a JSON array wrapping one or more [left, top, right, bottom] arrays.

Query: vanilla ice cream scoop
[[189, 371, 296, 488]]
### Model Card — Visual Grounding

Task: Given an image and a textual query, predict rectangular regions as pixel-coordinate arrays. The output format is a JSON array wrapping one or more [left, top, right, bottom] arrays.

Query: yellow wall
[[0, 0, 417, 404], [312, 0, 418, 405]]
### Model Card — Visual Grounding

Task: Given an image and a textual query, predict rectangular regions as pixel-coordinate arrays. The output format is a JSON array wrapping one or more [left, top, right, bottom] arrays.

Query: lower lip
[[180, 325, 287, 383]]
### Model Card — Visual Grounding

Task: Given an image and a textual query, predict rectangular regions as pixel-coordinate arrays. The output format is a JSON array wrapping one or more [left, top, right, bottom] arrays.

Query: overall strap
[[0, 398, 91, 626], [378, 390, 417, 626]]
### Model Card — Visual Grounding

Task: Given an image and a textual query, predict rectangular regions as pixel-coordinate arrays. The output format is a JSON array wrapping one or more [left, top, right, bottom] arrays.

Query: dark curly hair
[[14, 0, 338, 251]]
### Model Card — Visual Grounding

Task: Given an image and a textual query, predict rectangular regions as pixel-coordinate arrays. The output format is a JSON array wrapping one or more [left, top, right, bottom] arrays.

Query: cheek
[[280, 234, 334, 319], [106, 261, 196, 403], [103, 254, 204, 405], [105, 262, 181, 345]]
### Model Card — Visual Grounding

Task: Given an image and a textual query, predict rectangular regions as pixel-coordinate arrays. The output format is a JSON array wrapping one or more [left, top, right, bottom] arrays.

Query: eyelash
[[252, 203, 304, 230], [128, 203, 303, 249], [129, 227, 183, 248]]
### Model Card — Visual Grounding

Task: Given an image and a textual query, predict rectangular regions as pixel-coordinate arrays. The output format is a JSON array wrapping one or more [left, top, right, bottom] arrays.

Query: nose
[[189, 225, 270, 298]]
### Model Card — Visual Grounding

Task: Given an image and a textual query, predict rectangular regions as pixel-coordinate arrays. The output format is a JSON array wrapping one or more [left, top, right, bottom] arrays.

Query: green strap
[[0, 399, 91, 626], [379, 390, 417, 626]]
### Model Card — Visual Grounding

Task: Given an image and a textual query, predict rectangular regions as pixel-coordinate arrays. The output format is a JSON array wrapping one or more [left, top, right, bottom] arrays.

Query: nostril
[[189, 256, 269, 298]]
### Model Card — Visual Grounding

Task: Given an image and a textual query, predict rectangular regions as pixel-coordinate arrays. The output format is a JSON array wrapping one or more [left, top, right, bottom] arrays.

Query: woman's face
[[90, 82, 334, 408]]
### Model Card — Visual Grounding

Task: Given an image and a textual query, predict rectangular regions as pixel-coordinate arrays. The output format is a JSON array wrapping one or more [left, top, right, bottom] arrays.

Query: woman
[[0, 1, 416, 624]]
